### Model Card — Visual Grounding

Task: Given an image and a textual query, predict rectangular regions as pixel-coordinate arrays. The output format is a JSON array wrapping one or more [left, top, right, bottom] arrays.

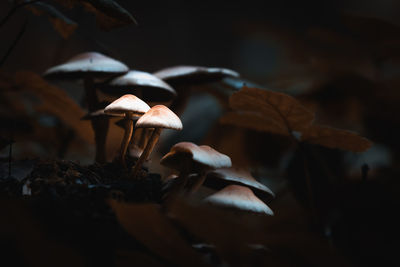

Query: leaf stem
[[0, 0, 39, 28], [0, 19, 27, 67]]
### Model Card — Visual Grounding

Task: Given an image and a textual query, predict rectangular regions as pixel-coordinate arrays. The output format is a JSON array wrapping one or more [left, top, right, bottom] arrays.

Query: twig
[[0, 0, 39, 28], [0, 19, 28, 66], [273, 106, 319, 226], [8, 137, 13, 178]]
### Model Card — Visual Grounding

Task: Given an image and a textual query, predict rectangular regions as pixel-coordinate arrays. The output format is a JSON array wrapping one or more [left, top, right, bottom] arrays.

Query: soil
[[0, 158, 164, 266]]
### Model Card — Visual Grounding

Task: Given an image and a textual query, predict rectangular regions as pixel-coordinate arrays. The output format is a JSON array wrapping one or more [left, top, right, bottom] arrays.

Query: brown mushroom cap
[[135, 105, 182, 130], [43, 52, 129, 79], [98, 70, 177, 102], [204, 185, 273, 215], [104, 94, 150, 116], [204, 168, 275, 202], [160, 142, 232, 173], [153, 65, 239, 86]]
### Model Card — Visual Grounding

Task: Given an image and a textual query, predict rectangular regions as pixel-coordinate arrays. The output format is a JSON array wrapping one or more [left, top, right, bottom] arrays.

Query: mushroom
[[153, 65, 240, 115], [204, 185, 274, 215], [204, 168, 275, 202], [81, 101, 124, 161], [97, 70, 177, 104], [154, 66, 239, 85], [104, 94, 150, 166], [160, 142, 232, 193], [97, 70, 177, 161], [44, 52, 129, 163], [131, 105, 182, 178]]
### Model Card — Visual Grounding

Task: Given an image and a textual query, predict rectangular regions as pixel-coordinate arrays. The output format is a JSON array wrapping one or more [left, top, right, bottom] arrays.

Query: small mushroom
[[154, 65, 240, 115], [153, 66, 239, 85], [104, 94, 150, 166], [44, 52, 129, 163], [204, 168, 275, 202], [160, 142, 232, 193], [131, 105, 182, 178], [204, 185, 274, 215], [98, 70, 177, 103], [81, 101, 123, 161]]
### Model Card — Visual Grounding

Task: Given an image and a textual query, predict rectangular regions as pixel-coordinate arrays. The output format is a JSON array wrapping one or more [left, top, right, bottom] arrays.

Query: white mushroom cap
[[153, 65, 239, 85], [160, 142, 232, 172], [44, 52, 129, 79], [205, 168, 275, 201], [135, 105, 182, 130], [99, 70, 177, 102], [104, 94, 150, 116], [204, 185, 274, 215]]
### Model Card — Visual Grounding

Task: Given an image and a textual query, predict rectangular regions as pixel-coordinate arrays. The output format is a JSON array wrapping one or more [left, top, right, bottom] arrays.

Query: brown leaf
[[222, 86, 372, 152], [301, 125, 372, 152], [13, 71, 94, 144], [229, 86, 315, 134], [26, 2, 77, 39], [220, 110, 290, 136], [109, 200, 206, 267], [81, 0, 137, 31]]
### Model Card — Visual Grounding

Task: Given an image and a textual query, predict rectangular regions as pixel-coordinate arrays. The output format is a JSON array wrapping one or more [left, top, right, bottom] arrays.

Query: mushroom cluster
[[43, 51, 275, 215], [160, 141, 274, 215], [43, 52, 182, 168]]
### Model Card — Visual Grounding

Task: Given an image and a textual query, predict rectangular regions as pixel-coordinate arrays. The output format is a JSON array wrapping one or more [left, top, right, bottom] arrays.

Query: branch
[[0, 0, 39, 28], [0, 19, 28, 67]]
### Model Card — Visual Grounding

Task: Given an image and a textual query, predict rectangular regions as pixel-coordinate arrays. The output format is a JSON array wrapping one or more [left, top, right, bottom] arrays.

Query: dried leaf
[[81, 0, 137, 30], [229, 86, 315, 134], [109, 200, 206, 267], [301, 125, 372, 152], [222, 86, 371, 152], [13, 71, 94, 144], [26, 2, 77, 39], [220, 110, 289, 136]]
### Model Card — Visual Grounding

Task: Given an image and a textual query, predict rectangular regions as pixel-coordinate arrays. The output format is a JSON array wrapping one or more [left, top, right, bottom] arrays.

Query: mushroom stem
[[187, 172, 206, 194], [120, 112, 134, 166], [83, 77, 99, 113], [127, 119, 146, 158], [175, 161, 192, 193], [84, 77, 108, 163], [131, 128, 162, 178]]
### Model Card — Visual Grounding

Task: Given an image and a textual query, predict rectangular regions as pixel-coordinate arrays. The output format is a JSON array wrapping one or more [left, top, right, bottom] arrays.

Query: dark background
[[1, 0, 399, 79]]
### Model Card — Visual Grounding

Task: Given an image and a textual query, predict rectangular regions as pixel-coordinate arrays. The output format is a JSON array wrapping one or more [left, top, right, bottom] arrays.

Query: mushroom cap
[[43, 52, 129, 79], [153, 65, 239, 86], [81, 101, 124, 120], [135, 105, 182, 130], [81, 108, 124, 120], [204, 168, 275, 202], [104, 94, 150, 116], [98, 70, 177, 102], [160, 142, 232, 172], [204, 185, 273, 215]]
